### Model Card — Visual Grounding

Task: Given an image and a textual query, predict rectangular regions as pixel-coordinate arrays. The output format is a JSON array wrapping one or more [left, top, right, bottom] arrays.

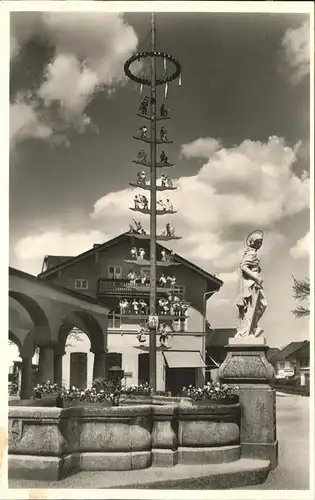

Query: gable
[[37, 232, 222, 289], [272, 341, 308, 361], [287, 342, 310, 360]]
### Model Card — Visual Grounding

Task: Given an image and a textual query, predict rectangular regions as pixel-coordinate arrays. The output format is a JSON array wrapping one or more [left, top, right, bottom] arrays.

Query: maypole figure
[[160, 126, 168, 141], [139, 125, 148, 139], [159, 173, 173, 188], [165, 222, 175, 237], [137, 170, 147, 186], [160, 103, 169, 117], [235, 230, 268, 339], [137, 149, 147, 162], [139, 96, 149, 115], [160, 150, 168, 164]]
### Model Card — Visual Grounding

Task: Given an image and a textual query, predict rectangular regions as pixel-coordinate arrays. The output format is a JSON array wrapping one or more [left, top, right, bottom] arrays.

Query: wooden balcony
[[108, 313, 188, 330], [98, 278, 185, 297], [124, 259, 181, 267]]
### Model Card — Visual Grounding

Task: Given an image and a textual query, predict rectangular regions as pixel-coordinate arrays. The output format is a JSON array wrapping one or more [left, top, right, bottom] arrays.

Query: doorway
[[138, 353, 149, 384], [70, 352, 87, 389], [165, 367, 196, 396]]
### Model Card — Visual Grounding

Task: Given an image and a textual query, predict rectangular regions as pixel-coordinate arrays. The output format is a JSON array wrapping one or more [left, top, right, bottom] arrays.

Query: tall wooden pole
[[149, 12, 157, 392]]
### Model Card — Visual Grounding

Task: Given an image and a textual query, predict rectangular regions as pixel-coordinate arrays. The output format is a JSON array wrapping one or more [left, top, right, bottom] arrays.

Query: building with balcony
[[38, 232, 223, 395]]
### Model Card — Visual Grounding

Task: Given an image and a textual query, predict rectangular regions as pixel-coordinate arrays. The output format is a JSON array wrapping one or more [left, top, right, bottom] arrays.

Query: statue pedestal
[[229, 336, 266, 346], [218, 340, 278, 469]]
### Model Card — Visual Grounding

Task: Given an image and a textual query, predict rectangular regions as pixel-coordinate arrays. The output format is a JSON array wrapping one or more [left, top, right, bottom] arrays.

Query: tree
[[292, 276, 310, 318], [66, 328, 85, 347]]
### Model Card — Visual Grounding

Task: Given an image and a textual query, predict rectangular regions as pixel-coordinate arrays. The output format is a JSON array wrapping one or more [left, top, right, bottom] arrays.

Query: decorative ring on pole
[[124, 51, 181, 86]]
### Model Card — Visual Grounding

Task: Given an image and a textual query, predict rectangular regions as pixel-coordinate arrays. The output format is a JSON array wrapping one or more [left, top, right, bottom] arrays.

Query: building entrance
[[165, 367, 196, 396], [70, 352, 87, 389], [138, 353, 149, 384]]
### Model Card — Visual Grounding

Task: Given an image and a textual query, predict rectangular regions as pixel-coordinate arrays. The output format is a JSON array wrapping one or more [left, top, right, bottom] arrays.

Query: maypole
[[124, 13, 182, 392], [149, 12, 157, 391]]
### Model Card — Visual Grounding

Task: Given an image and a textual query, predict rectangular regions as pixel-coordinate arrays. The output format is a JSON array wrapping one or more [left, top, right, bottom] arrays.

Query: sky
[[8, 8, 311, 348]]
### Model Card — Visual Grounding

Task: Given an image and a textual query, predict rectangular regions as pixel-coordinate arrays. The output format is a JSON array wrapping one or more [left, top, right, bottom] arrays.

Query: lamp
[[108, 365, 124, 385]]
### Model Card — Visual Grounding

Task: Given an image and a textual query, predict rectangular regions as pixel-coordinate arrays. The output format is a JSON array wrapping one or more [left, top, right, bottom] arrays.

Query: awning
[[163, 350, 206, 369], [206, 355, 220, 369]]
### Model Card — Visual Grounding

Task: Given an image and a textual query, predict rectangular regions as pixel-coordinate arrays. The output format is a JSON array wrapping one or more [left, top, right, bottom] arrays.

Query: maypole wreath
[[124, 51, 181, 86]]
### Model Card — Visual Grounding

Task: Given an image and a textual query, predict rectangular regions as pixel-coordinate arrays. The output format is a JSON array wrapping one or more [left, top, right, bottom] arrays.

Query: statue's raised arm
[[235, 230, 267, 339]]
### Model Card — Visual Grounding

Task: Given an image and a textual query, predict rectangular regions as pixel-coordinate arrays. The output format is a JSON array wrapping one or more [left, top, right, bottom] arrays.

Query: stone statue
[[235, 230, 267, 339]]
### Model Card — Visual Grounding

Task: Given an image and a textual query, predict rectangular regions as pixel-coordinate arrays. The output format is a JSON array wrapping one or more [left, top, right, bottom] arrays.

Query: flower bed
[[33, 380, 153, 407], [182, 381, 238, 403], [33, 381, 60, 399]]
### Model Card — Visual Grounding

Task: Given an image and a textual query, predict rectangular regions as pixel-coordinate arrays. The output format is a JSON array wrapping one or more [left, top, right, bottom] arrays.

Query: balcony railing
[[108, 313, 188, 330], [98, 278, 185, 297]]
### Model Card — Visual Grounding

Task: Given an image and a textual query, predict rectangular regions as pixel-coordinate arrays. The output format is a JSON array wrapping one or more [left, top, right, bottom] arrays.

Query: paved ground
[[243, 392, 310, 490], [9, 392, 310, 490]]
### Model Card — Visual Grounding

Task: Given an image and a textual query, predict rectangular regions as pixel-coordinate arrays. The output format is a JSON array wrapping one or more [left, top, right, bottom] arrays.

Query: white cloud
[[211, 297, 230, 307], [290, 231, 310, 259], [13, 136, 307, 277], [90, 136, 306, 272], [281, 20, 310, 85], [38, 54, 99, 129], [10, 99, 53, 148], [180, 137, 222, 159], [14, 230, 106, 275], [10, 12, 139, 145], [218, 271, 238, 284]]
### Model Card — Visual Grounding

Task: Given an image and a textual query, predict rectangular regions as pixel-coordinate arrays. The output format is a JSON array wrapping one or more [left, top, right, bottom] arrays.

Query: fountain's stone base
[[218, 343, 278, 469]]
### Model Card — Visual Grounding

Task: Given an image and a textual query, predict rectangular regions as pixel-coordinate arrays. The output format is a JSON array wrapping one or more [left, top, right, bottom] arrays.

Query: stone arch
[[57, 322, 77, 354], [9, 328, 35, 359], [54, 311, 108, 387], [9, 291, 51, 344], [9, 329, 22, 355], [58, 311, 106, 355], [8, 328, 36, 399]]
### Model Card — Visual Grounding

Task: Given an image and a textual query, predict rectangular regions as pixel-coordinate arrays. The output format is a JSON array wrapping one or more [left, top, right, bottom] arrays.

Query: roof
[[37, 232, 223, 288], [41, 255, 72, 272], [206, 328, 237, 347], [287, 341, 310, 360], [266, 347, 280, 362], [272, 341, 309, 362], [9, 267, 110, 308]]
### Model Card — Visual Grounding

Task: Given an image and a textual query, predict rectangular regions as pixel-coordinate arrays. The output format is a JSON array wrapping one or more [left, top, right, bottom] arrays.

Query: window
[[75, 279, 89, 290], [141, 267, 151, 278], [300, 359, 309, 368], [108, 314, 121, 330], [108, 265, 122, 279], [278, 362, 285, 369]]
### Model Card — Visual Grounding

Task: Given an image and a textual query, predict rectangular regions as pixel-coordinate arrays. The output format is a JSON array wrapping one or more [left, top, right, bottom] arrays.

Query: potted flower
[[33, 381, 61, 400], [8, 381, 19, 397], [58, 378, 123, 408], [120, 382, 152, 405], [181, 381, 239, 405]]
